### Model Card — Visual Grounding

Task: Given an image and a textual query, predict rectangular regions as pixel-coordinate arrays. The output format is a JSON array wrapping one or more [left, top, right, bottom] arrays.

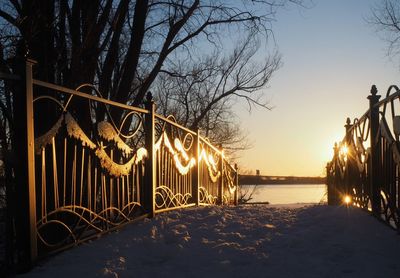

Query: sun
[[343, 195, 352, 205], [340, 145, 349, 156]]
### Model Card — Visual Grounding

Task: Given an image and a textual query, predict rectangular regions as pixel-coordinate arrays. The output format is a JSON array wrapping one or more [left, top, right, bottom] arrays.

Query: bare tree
[[369, 0, 400, 61], [154, 35, 280, 155], [0, 0, 305, 163], [0, 0, 312, 271], [237, 169, 261, 204], [0, 0, 304, 120]]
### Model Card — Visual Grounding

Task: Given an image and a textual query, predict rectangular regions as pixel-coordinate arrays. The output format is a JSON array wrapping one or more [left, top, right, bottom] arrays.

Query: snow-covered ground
[[21, 204, 400, 278]]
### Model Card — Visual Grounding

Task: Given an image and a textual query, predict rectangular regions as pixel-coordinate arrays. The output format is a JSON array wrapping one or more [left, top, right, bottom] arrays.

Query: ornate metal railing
[[327, 85, 400, 229], [0, 60, 238, 268], [34, 83, 149, 255]]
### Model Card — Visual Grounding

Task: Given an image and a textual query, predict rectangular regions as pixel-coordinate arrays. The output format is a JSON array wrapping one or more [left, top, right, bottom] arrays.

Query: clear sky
[[235, 0, 399, 177]]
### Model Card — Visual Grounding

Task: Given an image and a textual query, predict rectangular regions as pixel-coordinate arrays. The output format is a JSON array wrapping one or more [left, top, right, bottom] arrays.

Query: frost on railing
[[33, 91, 147, 253], [26, 76, 238, 257], [152, 114, 237, 210], [155, 132, 196, 175], [3, 61, 238, 267], [98, 121, 134, 157], [65, 113, 97, 149], [154, 131, 196, 210], [223, 162, 237, 205], [198, 138, 221, 205]]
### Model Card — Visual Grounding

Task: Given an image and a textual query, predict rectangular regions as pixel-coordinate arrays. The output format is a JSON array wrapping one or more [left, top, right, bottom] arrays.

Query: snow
[[20, 204, 400, 278], [95, 147, 147, 177], [65, 113, 96, 150], [97, 121, 133, 157], [154, 132, 196, 175]]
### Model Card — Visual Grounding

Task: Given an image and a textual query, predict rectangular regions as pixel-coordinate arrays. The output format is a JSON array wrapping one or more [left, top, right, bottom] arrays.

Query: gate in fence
[[327, 84, 400, 230], [0, 60, 238, 271]]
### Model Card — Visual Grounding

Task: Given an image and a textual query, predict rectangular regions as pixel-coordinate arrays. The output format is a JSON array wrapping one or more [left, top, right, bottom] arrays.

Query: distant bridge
[[239, 175, 325, 185]]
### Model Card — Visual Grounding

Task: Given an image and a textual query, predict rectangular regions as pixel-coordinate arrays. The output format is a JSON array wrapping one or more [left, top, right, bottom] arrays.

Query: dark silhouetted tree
[[0, 0, 309, 271], [0, 0, 305, 121], [369, 0, 400, 62]]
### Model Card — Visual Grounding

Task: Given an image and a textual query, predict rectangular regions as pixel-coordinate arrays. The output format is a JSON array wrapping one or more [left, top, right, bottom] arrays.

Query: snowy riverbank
[[21, 204, 400, 278]]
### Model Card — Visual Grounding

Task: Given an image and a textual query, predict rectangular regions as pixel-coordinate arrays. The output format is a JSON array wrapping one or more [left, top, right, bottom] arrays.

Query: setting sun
[[343, 195, 352, 205], [340, 145, 349, 156]]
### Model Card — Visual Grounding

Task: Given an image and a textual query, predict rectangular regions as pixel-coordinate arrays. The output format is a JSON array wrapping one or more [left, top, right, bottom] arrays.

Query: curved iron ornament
[[155, 186, 192, 209], [37, 202, 142, 248], [199, 186, 217, 205], [32, 85, 149, 254], [24, 68, 238, 259], [327, 85, 400, 229]]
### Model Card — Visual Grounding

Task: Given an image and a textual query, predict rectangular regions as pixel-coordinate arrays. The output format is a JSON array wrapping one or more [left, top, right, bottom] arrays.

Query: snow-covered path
[[21, 205, 400, 278]]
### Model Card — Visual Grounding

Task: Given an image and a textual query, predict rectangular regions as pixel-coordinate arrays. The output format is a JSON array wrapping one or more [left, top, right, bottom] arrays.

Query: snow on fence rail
[[0, 60, 238, 270], [327, 84, 400, 230]]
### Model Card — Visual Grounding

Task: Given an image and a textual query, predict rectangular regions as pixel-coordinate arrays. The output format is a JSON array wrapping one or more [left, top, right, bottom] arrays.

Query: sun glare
[[343, 195, 351, 205], [340, 145, 348, 156]]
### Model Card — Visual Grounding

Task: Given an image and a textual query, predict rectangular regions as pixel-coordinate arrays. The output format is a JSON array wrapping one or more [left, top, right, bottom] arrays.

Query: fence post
[[191, 129, 200, 206], [234, 163, 239, 206], [144, 92, 156, 218], [13, 58, 37, 271], [326, 162, 332, 204], [344, 117, 353, 198], [25, 59, 37, 267], [368, 85, 381, 217], [217, 145, 224, 205], [344, 117, 353, 145], [328, 143, 340, 205]]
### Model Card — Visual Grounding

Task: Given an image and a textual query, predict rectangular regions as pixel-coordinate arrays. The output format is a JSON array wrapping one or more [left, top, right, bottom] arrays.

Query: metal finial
[[146, 91, 153, 102], [346, 117, 351, 125], [371, 85, 378, 96]]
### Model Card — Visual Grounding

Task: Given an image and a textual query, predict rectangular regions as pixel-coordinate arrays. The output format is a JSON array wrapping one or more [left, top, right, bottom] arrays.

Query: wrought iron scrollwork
[[15, 60, 239, 261], [327, 85, 400, 229], [32, 85, 148, 254]]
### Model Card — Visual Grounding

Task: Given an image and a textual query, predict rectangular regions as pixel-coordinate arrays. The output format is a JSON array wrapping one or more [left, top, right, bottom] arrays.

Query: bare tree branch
[[368, 0, 400, 59], [0, 9, 17, 26]]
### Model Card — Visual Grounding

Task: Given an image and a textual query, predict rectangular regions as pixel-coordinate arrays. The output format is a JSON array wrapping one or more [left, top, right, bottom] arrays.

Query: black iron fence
[[327, 85, 400, 229], [0, 60, 238, 273]]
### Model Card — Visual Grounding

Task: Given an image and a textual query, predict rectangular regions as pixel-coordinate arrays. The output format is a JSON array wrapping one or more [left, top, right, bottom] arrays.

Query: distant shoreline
[[239, 175, 326, 185]]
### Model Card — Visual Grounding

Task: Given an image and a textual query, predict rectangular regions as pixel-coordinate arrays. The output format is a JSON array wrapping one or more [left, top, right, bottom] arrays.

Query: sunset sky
[[235, 0, 399, 177]]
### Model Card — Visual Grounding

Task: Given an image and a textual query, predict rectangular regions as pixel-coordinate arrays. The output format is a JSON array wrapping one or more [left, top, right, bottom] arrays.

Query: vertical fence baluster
[[63, 138, 67, 207], [41, 149, 46, 220], [344, 117, 353, 199], [144, 92, 156, 217], [333, 143, 340, 205], [110, 150, 113, 209], [368, 85, 381, 217], [26, 59, 37, 265], [14, 58, 38, 269], [94, 168, 97, 213], [218, 145, 224, 205], [234, 163, 239, 206], [80, 149, 85, 207], [52, 138, 59, 209], [72, 145, 77, 210], [191, 129, 200, 206], [117, 178, 120, 211], [88, 155, 92, 216]]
